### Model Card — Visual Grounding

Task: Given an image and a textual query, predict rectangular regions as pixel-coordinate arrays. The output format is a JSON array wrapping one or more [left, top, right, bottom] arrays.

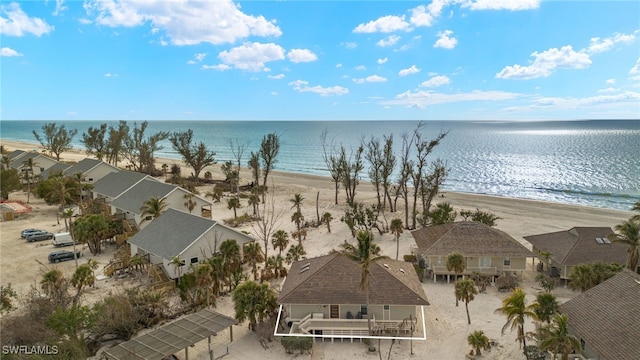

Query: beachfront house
[[39, 162, 72, 180], [109, 178, 214, 228], [92, 170, 158, 204], [276, 253, 429, 341], [411, 221, 534, 282], [559, 269, 640, 359], [523, 227, 632, 280], [62, 158, 120, 184], [128, 208, 255, 279], [9, 151, 60, 180]]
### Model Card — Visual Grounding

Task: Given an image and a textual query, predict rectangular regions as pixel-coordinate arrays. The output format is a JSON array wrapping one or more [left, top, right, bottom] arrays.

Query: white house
[[128, 208, 255, 279], [63, 158, 120, 185]]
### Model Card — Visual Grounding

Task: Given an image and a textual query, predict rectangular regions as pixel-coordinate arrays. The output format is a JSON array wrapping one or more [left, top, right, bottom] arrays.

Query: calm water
[[1, 120, 639, 211]]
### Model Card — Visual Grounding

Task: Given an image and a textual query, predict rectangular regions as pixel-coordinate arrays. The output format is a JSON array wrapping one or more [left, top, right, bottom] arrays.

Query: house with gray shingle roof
[[276, 253, 429, 341], [128, 208, 254, 279], [524, 227, 630, 279], [39, 162, 72, 179], [110, 178, 214, 227], [559, 269, 640, 360], [92, 170, 156, 202], [411, 221, 534, 282], [10, 151, 59, 175], [63, 158, 120, 185]]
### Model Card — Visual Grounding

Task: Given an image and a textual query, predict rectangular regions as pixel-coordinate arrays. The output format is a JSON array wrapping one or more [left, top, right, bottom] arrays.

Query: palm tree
[[390, 218, 403, 260], [227, 197, 241, 219], [631, 201, 640, 221], [219, 239, 241, 292], [538, 314, 580, 360], [285, 244, 306, 264], [610, 219, 640, 271], [494, 288, 538, 349], [290, 193, 304, 214], [340, 230, 388, 340], [244, 242, 264, 281], [248, 193, 260, 217], [532, 292, 559, 324], [170, 256, 184, 283], [271, 229, 289, 257], [21, 158, 37, 203], [48, 175, 73, 225], [232, 281, 278, 331], [455, 278, 478, 324], [140, 196, 167, 222], [467, 330, 490, 356], [194, 262, 214, 307], [70, 264, 95, 307], [41, 269, 68, 307], [568, 261, 624, 292], [447, 252, 466, 305], [291, 211, 304, 241], [322, 212, 333, 233]]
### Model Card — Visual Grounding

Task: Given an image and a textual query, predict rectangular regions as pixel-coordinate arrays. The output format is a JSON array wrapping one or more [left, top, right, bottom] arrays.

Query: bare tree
[[364, 136, 384, 209], [396, 131, 415, 228], [321, 129, 345, 205], [123, 121, 169, 174], [381, 134, 396, 212], [259, 133, 280, 193], [230, 140, 247, 194], [340, 144, 364, 206], [32, 123, 78, 161], [251, 184, 285, 261], [169, 129, 216, 179]]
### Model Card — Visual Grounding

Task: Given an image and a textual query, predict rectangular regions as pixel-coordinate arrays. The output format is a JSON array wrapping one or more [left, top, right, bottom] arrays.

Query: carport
[[103, 309, 237, 360]]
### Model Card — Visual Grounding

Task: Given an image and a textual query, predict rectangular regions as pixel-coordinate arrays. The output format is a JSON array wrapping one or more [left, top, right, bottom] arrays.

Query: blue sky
[[1, 0, 639, 121]]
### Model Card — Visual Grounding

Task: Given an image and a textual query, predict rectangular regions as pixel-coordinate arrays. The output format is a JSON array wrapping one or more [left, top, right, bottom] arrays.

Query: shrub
[[281, 336, 313, 354], [404, 254, 417, 263]]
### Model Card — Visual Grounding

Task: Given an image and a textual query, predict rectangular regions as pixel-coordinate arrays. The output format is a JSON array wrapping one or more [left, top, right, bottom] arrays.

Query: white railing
[[430, 265, 498, 275]]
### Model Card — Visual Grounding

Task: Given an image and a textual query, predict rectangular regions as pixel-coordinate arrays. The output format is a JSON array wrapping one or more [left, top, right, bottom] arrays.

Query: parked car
[[48, 250, 81, 263], [21, 229, 46, 238], [26, 232, 54, 242]]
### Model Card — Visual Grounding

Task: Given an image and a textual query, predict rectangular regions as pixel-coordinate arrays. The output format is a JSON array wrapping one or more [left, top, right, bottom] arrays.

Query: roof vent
[[595, 238, 604, 244], [399, 268, 405, 273], [300, 263, 311, 273], [383, 263, 389, 268]]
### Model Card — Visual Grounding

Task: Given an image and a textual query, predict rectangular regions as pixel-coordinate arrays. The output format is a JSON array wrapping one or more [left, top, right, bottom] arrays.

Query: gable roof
[[279, 253, 429, 306], [10, 152, 42, 169], [110, 178, 177, 214], [128, 208, 217, 259], [63, 158, 119, 176], [559, 269, 640, 360], [39, 162, 72, 179], [411, 221, 533, 258], [8, 149, 26, 160], [92, 170, 153, 198], [524, 227, 627, 266]]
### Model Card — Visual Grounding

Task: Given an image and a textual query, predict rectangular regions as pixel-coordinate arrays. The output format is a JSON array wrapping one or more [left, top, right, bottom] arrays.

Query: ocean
[[1, 120, 639, 211]]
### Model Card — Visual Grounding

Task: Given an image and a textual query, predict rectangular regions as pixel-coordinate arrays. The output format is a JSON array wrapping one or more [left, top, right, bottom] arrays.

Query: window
[[437, 256, 442, 265], [580, 339, 585, 351], [383, 305, 390, 310], [360, 305, 367, 315], [190, 257, 199, 264], [88, 178, 94, 182], [503, 258, 511, 267]]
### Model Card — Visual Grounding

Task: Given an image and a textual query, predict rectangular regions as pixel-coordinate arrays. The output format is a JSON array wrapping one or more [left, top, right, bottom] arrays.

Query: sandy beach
[[0, 138, 634, 359]]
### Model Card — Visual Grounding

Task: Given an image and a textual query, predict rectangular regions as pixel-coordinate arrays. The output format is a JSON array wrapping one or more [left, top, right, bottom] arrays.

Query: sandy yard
[[0, 139, 635, 359]]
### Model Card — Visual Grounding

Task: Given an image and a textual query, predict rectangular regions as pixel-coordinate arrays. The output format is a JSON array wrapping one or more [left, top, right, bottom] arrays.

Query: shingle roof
[[110, 178, 177, 214], [128, 208, 217, 259], [524, 227, 627, 266], [92, 170, 152, 198], [10, 152, 40, 169], [8, 149, 25, 160], [411, 221, 533, 258], [559, 269, 640, 360], [279, 253, 429, 306], [39, 163, 71, 179]]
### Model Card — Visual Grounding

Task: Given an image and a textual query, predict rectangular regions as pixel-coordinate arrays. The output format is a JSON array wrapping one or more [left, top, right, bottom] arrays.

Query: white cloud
[[398, 65, 420, 76], [287, 49, 318, 63], [1, 47, 22, 57], [268, 73, 285, 80], [289, 80, 349, 96], [53, 0, 68, 16], [531, 91, 640, 108], [383, 89, 520, 109], [0, 2, 54, 36], [377, 35, 401, 47], [342, 42, 357, 49], [377, 58, 388, 64], [195, 53, 207, 62], [217, 42, 285, 72], [409, 1, 448, 27], [630, 58, 640, 75], [353, 75, 388, 84], [84, 0, 281, 45], [420, 75, 451, 87], [202, 64, 231, 71], [104, 73, 118, 77], [187, 60, 196, 65], [605, 78, 616, 84], [461, 0, 540, 11], [353, 15, 410, 33], [336, 63, 343, 68], [597, 87, 618, 93], [434, 30, 457, 49], [587, 32, 636, 54], [355, 65, 367, 71], [496, 45, 592, 80]]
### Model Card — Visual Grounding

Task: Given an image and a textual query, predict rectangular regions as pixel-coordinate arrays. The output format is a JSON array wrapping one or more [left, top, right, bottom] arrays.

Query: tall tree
[[123, 121, 169, 174], [259, 133, 280, 193], [340, 230, 388, 342], [247, 151, 261, 188], [396, 130, 415, 227], [494, 288, 538, 350], [339, 144, 364, 206], [420, 159, 448, 218], [455, 278, 478, 324], [610, 219, 640, 271], [320, 129, 344, 205], [243, 242, 264, 281], [447, 252, 466, 305], [70, 264, 95, 307], [232, 281, 278, 332], [219, 239, 241, 292], [538, 314, 580, 360], [271, 230, 289, 257], [106, 120, 129, 166], [21, 157, 37, 203], [227, 197, 241, 219], [0, 169, 21, 200], [364, 136, 384, 209], [380, 134, 396, 212], [429, 202, 458, 225], [390, 218, 403, 260], [81, 123, 108, 160], [183, 193, 197, 214], [73, 214, 111, 255], [230, 139, 247, 195], [322, 212, 333, 233], [140, 196, 168, 222], [33, 123, 78, 161], [169, 129, 217, 179], [251, 189, 284, 261], [48, 175, 74, 225], [568, 261, 624, 292], [532, 292, 559, 324]]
